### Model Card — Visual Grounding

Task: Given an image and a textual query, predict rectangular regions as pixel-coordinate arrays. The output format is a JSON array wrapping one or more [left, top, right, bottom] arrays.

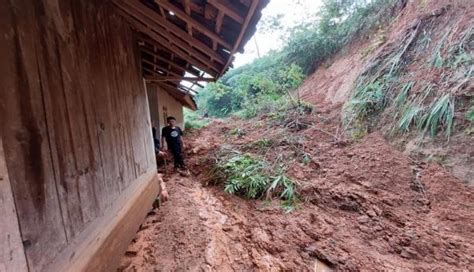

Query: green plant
[[196, 0, 397, 118], [246, 138, 273, 150], [394, 81, 415, 109], [285, 0, 398, 73], [301, 153, 312, 165], [396, 104, 423, 133], [418, 94, 454, 138], [229, 128, 246, 137], [214, 152, 297, 206], [466, 105, 474, 122], [268, 171, 297, 203], [222, 154, 269, 199], [184, 109, 210, 130], [344, 80, 386, 124]]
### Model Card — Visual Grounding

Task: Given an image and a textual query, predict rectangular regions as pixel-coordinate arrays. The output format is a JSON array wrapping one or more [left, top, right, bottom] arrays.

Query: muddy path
[[118, 173, 332, 271], [119, 113, 474, 271]]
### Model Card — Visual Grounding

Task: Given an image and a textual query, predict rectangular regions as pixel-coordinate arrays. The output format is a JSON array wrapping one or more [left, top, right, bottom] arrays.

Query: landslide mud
[[119, 112, 473, 271]]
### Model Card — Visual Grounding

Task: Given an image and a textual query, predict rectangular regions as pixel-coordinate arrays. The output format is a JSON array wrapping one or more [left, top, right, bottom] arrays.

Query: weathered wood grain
[[0, 137, 28, 272], [0, 0, 157, 270], [0, 1, 69, 270]]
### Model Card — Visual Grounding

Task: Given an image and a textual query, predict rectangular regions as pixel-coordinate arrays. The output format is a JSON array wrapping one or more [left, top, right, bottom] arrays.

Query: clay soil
[[118, 110, 474, 271]]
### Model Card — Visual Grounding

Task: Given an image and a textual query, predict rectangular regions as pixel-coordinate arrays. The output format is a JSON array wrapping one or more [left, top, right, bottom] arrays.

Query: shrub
[[418, 94, 454, 138], [195, 0, 397, 118], [184, 108, 210, 130], [213, 152, 297, 204], [466, 104, 474, 122]]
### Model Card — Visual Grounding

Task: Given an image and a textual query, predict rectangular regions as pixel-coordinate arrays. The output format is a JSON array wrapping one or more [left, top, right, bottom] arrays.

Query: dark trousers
[[170, 147, 185, 169]]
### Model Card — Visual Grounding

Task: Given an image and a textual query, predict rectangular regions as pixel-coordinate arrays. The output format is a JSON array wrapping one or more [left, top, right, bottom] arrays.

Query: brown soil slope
[[119, 111, 473, 271], [299, 0, 472, 112], [298, 0, 473, 184]]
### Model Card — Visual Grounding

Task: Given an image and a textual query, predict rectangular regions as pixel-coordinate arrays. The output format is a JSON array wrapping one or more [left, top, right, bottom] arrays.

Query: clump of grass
[[447, 27, 473, 69], [343, 78, 389, 130], [185, 119, 210, 130], [394, 81, 415, 109], [348, 81, 385, 118], [229, 128, 246, 138], [466, 105, 474, 122], [184, 109, 210, 130], [429, 29, 451, 68], [245, 138, 273, 150], [396, 104, 423, 133], [418, 94, 455, 138], [343, 24, 420, 129], [213, 152, 297, 206], [345, 19, 470, 140], [222, 154, 268, 199]]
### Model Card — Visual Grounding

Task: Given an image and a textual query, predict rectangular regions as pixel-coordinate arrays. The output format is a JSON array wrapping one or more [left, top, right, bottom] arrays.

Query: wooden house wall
[[0, 0, 156, 270]]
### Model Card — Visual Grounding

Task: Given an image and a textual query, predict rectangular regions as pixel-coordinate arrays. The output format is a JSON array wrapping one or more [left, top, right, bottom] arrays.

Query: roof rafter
[[145, 75, 215, 82], [115, 3, 219, 76], [124, 0, 226, 65], [114, 0, 269, 106], [207, 0, 244, 24], [154, 0, 233, 50], [221, 0, 260, 75], [140, 45, 200, 77], [115, 0, 223, 71]]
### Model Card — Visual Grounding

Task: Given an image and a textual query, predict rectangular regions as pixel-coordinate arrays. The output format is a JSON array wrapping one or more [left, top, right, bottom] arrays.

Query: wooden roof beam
[[207, 0, 244, 24], [155, 81, 189, 97], [183, 0, 191, 15], [221, 0, 259, 75], [140, 41, 200, 77], [143, 66, 161, 76], [114, 2, 219, 76], [183, 1, 193, 37], [215, 10, 225, 34], [142, 58, 183, 77], [177, 84, 199, 95], [118, 0, 226, 65], [145, 75, 215, 82], [213, 10, 225, 50], [154, 0, 233, 50]]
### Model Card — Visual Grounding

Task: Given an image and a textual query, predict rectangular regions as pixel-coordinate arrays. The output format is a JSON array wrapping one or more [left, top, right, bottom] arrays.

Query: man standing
[[161, 116, 186, 170]]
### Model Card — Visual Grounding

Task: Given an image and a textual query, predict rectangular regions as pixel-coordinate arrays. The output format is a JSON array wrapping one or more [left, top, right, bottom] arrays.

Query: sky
[[233, 0, 323, 67]]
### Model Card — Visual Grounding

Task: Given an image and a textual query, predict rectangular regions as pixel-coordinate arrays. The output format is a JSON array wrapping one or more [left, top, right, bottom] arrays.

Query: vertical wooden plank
[[1, 0, 159, 270], [0, 0, 69, 270], [0, 137, 28, 272]]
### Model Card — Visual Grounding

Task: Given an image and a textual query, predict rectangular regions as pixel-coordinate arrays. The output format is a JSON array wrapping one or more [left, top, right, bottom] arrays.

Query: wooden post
[[0, 137, 28, 272]]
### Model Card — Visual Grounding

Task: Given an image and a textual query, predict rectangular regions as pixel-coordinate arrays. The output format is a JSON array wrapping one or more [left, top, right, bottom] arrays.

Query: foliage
[[213, 152, 297, 204], [221, 153, 269, 199], [344, 14, 473, 140], [245, 138, 273, 150], [184, 108, 210, 130], [466, 105, 474, 123], [418, 94, 454, 138], [284, 0, 398, 73], [196, 56, 305, 118], [196, 0, 397, 118]]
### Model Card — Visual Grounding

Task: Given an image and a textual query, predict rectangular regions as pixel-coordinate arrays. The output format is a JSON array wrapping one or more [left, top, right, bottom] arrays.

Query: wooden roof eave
[[114, 1, 220, 77], [220, 0, 260, 76], [113, 0, 270, 99]]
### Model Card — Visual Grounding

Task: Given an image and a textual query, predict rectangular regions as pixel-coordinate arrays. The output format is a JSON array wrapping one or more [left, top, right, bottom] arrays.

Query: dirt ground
[[118, 110, 474, 271], [118, 1, 474, 270]]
